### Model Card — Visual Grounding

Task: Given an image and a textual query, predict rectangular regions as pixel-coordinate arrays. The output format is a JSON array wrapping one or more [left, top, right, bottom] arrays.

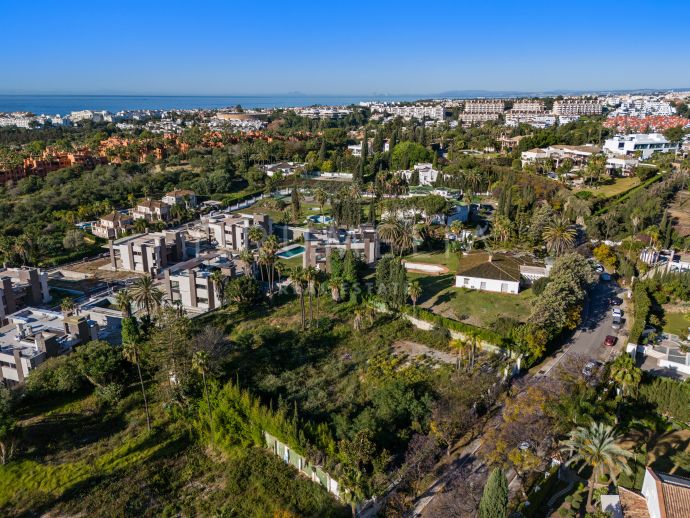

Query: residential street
[[537, 280, 627, 378]]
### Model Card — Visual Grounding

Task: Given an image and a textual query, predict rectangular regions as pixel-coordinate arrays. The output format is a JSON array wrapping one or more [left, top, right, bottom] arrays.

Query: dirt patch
[[60, 257, 141, 281], [392, 340, 459, 365], [669, 190, 690, 237]]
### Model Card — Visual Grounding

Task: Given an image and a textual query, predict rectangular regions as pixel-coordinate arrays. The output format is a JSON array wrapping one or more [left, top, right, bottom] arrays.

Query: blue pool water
[[278, 246, 305, 259], [307, 215, 333, 224]]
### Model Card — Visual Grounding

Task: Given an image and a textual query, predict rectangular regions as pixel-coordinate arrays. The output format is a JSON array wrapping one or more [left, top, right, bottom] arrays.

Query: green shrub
[[638, 376, 690, 424]]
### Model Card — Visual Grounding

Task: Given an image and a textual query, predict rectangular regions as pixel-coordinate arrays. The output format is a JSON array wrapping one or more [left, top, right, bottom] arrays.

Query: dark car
[[603, 335, 617, 347]]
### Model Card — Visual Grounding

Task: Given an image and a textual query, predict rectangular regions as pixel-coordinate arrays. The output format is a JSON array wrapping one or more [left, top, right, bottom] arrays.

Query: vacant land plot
[[663, 310, 690, 338], [392, 340, 459, 365], [404, 250, 461, 272], [668, 190, 690, 237], [590, 176, 641, 198]]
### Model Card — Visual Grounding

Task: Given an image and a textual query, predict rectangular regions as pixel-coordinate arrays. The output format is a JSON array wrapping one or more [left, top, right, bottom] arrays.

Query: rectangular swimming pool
[[277, 245, 305, 259]]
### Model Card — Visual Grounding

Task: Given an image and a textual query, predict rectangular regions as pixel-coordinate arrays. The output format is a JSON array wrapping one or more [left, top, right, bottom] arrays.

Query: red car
[[603, 335, 617, 347]]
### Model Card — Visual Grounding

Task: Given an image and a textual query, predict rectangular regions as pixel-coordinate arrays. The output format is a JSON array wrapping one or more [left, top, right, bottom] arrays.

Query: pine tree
[[478, 467, 508, 518]]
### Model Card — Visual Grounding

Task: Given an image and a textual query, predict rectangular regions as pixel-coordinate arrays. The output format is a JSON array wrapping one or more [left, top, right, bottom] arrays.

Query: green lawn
[[404, 250, 461, 271], [589, 176, 641, 198], [663, 311, 690, 338]]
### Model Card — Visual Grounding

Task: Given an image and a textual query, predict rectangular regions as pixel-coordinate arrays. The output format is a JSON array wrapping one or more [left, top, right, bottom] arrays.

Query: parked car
[[600, 272, 611, 282], [603, 335, 617, 347], [582, 360, 602, 377], [612, 317, 621, 330], [612, 308, 622, 318]]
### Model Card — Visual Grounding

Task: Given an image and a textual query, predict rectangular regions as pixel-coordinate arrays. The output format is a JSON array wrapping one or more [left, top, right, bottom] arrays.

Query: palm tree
[[609, 354, 642, 398], [288, 267, 307, 330], [123, 338, 151, 432], [313, 269, 326, 326], [239, 248, 255, 276], [263, 235, 279, 297], [209, 269, 227, 307], [395, 220, 415, 256], [131, 275, 164, 321], [192, 351, 214, 444], [115, 289, 133, 318], [314, 187, 328, 217], [247, 225, 265, 249], [133, 218, 148, 234], [407, 280, 422, 309], [378, 216, 402, 254], [328, 277, 341, 303], [60, 298, 76, 316], [303, 266, 318, 326], [561, 422, 633, 512], [543, 216, 577, 256]]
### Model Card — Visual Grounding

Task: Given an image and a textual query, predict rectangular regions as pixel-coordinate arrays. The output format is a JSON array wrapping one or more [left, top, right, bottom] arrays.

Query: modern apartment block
[[463, 100, 505, 114], [303, 225, 380, 270], [512, 100, 545, 113], [603, 133, 679, 159], [163, 254, 236, 312], [553, 99, 603, 116], [108, 230, 186, 274], [458, 113, 500, 125], [91, 211, 133, 239], [0, 307, 108, 385], [0, 267, 51, 323], [204, 213, 272, 251], [132, 198, 170, 222]]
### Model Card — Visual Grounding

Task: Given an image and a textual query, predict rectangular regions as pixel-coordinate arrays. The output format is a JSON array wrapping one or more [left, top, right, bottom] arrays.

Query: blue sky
[[1, 0, 689, 95]]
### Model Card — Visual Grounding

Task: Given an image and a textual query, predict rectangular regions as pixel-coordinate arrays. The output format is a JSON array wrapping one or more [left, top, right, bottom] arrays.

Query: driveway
[[536, 280, 626, 377]]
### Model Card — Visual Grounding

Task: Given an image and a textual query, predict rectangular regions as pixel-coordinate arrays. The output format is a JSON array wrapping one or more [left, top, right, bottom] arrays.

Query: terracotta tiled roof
[[656, 471, 690, 518], [618, 487, 650, 518], [165, 189, 195, 197], [456, 251, 541, 283], [101, 211, 130, 223], [138, 199, 164, 210]]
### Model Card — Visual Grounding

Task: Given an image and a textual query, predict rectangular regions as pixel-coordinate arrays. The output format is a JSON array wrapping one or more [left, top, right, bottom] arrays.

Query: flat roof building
[[163, 254, 236, 313], [108, 230, 186, 275], [303, 225, 380, 270], [204, 213, 272, 251], [604, 133, 679, 159], [0, 267, 51, 323]]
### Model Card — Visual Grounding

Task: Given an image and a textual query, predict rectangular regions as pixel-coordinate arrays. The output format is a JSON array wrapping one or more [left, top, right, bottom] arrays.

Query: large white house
[[398, 163, 440, 186], [603, 133, 678, 159]]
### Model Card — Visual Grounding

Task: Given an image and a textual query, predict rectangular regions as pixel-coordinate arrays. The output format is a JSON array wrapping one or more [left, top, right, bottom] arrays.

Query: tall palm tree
[[123, 338, 151, 432], [314, 188, 329, 217], [247, 225, 265, 249], [395, 220, 415, 257], [262, 235, 279, 297], [609, 354, 642, 398], [288, 267, 307, 330], [304, 266, 318, 326], [192, 351, 214, 444], [130, 275, 164, 321], [407, 280, 422, 309], [209, 269, 227, 307], [378, 216, 402, 254], [115, 289, 133, 318], [561, 422, 633, 512], [239, 248, 255, 276], [313, 269, 326, 326], [543, 216, 577, 256]]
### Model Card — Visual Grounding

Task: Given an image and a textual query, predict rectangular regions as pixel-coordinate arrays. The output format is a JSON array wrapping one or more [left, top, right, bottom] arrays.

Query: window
[[197, 297, 208, 304], [463, 278, 469, 285], [480, 281, 486, 290]]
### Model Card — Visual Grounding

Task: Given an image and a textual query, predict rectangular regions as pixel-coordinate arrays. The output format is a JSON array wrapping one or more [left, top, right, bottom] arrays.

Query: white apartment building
[[553, 99, 603, 116], [603, 133, 678, 159], [369, 104, 445, 121], [459, 113, 500, 125], [463, 100, 505, 114], [163, 254, 235, 313], [204, 213, 272, 251], [0, 307, 107, 385], [303, 225, 380, 270], [108, 230, 186, 274], [512, 100, 544, 113]]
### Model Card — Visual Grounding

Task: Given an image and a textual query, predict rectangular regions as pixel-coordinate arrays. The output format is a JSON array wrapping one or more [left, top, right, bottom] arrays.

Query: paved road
[[538, 281, 626, 378]]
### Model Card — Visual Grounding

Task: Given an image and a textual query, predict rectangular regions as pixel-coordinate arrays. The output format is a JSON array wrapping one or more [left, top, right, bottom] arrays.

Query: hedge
[[638, 375, 690, 425], [629, 283, 651, 344], [593, 173, 663, 215]]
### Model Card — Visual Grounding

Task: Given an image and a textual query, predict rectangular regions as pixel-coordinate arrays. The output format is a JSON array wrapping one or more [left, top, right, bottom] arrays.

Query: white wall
[[455, 275, 520, 294], [641, 470, 662, 518]]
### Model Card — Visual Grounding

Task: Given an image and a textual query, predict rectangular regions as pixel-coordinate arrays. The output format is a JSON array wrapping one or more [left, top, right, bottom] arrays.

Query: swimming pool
[[277, 245, 305, 259], [307, 215, 333, 224]]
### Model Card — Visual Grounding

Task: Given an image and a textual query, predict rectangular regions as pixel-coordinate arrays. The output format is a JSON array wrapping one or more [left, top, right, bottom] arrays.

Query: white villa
[[454, 251, 549, 294]]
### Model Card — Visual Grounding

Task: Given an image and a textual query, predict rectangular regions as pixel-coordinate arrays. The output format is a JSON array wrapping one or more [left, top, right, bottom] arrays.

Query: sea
[[0, 94, 432, 115]]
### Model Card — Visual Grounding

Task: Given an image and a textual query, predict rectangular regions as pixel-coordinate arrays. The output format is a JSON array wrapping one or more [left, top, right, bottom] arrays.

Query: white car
[[612, 308, 622, 318]]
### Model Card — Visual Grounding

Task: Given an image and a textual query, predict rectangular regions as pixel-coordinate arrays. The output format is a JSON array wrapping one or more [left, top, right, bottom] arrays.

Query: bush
[[531, 277, 550, 296], [25, 355, 86, 399], [638, 376, 690, 424]]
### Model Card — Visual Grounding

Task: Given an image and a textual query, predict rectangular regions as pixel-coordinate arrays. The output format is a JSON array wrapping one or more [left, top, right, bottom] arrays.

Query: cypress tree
[[479, 467, 508, 518]]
